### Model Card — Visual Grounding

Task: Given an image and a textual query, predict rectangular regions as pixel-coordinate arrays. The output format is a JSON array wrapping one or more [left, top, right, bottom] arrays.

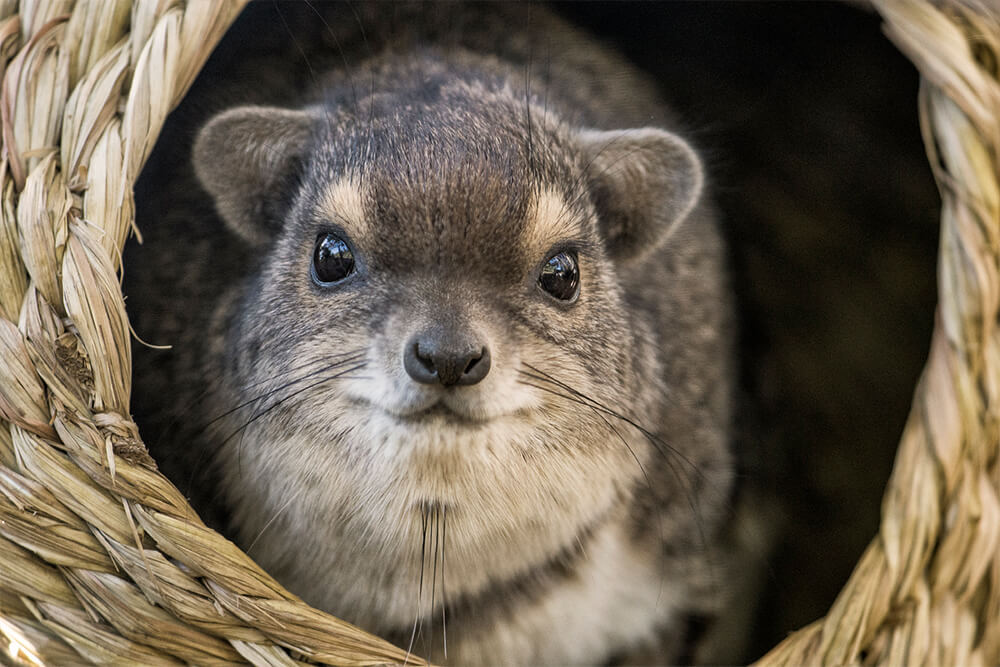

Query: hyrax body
[[127, 3, 738, 664]]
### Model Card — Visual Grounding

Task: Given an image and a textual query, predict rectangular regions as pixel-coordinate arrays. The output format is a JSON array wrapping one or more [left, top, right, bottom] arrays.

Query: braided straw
[[757, 1, 1000, 665], [0, 1, 421, 664], [0, 0, 995, 665]]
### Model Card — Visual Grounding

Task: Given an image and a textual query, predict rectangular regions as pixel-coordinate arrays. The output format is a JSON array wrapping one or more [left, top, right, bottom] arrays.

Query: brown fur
[[126, 3, 742, 663]]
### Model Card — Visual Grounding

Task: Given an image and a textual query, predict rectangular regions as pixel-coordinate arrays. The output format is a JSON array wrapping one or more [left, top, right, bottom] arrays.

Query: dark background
[[554, 2, 939, 659]]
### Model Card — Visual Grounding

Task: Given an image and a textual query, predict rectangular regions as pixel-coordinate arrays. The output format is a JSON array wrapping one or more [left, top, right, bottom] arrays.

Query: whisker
[[405, 504, 429, 664], [591, 407, 669, 607], [343, 0, 378, 174], [245, 484, 304, 556], [441, 504, 448, 660], [181, 351, 366, 490], [231, 353, 365, 477], [517, 376, 691, 486], [157, 349, 358, 449], [219, 361, 368, 452], [518, 377, 674, 500], [517, 366, 720, 593], [273, 0, 318, 86], [514, 375, 672, 609], [191, 350, 366, 441], [523, 2, 536, 179], [429, 504, 439, 657], [303, 0, 362, 112], [520, 364, 703, 477], [516, 374, 704, 510], [519, 365, 721, 549]]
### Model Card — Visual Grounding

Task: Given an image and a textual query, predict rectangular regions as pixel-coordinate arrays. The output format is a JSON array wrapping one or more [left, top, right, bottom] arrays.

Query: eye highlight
[[538, 250, 580, 302], [312, 232, 356, 285]]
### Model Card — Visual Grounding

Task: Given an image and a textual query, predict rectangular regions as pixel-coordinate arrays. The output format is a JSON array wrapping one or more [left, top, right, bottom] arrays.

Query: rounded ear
[[193, 105, 317, 246], [578, 127, 704, 263]]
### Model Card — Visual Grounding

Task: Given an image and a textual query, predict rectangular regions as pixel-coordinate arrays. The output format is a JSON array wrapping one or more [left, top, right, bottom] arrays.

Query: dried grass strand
[[757, 2, 1000, 664], [0, 0, 424, 663], [1, 0, 994, 665]]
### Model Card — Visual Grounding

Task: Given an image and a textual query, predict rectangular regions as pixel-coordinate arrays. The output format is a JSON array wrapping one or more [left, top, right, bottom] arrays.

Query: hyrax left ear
[[579, 128, 704, 263], [193, 105, 317, 246]]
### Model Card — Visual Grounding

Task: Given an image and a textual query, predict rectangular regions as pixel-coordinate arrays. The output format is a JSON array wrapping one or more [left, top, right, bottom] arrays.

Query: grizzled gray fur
[[127, 3, 745, 664]]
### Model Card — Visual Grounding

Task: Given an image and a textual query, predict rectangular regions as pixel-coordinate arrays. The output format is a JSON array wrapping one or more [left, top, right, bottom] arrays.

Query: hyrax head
[[195, 80, 702, 407], [191, 65, 705, 597]]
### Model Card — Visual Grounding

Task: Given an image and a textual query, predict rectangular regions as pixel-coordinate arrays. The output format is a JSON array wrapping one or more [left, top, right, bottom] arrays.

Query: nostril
[[463, 351, 482, 374], [414, 342, 436, 373], [404, 336, 440, 385], [458, 346, 490, 386]]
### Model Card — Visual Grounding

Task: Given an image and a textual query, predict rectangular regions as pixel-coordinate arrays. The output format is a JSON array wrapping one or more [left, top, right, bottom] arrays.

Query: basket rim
[[0, 1, 998, 665]]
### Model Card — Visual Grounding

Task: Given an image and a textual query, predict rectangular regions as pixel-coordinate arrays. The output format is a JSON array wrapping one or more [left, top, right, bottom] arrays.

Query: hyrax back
[[127, 3, 738, 664]]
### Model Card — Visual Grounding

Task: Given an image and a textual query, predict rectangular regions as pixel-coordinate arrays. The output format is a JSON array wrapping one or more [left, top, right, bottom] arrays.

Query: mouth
[[349, 396, 490, 425], [357, 394, 530, 426], [394, 401, 481, 423]]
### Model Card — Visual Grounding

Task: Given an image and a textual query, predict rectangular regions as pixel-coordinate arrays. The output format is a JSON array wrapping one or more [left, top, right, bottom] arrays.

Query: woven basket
[[0, 1, 996, 665]]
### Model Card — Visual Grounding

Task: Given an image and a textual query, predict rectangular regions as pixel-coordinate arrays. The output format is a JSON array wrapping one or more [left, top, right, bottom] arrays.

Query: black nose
[[404, 330, 491, 386]]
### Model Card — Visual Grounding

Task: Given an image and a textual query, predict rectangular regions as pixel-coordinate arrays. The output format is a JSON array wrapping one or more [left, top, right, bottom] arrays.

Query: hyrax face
[[194, 67, 704, 627]]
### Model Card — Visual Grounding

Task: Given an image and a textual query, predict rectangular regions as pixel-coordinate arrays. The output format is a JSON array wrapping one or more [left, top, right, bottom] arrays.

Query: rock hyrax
[[127, 3, 738, 663]]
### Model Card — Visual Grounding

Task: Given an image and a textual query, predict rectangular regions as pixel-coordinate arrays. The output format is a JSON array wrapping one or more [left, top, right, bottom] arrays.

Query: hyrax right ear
[[579, 127, 704, 264], [193, 105, 316, 246]]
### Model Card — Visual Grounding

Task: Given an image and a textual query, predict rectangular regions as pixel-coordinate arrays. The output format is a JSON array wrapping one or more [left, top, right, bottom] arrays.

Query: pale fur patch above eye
[[525, 188, 582, 255], [318, 177, 368, 236]]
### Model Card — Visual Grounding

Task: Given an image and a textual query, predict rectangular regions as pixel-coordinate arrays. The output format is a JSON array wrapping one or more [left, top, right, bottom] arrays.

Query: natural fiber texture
[[0, 0, 995, 665], [0, 1, 421, 664], [757, 1, 1000, 665]]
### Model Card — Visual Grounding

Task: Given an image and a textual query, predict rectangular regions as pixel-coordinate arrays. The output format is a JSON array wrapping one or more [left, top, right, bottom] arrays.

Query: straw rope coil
[[0, 0, 995, 665], [757, 1, 1000, 665], [0, 0, 420, 664]]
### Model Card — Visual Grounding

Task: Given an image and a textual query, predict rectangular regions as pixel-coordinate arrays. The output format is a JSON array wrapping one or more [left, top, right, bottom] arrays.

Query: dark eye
[[312, 233, 356, 285], [538, 250, 580, 302]]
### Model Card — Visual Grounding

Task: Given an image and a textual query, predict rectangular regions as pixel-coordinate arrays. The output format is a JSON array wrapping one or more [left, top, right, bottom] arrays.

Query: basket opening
[[121, 3, 941, 663]]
